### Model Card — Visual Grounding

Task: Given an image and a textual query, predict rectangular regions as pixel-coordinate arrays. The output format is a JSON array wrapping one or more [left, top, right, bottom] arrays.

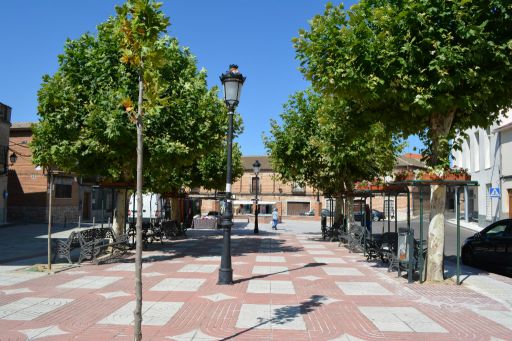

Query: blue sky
[[0, 0, 422, 156]]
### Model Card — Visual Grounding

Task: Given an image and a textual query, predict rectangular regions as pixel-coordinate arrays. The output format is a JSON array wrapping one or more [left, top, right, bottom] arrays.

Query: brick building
[[196, 155, 427, 222], [0, 103, 12, 224], [8, 122, 99, 224]]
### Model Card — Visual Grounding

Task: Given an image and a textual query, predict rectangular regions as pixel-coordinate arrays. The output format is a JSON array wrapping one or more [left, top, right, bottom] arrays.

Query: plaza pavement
[[0, 221, 511, 340]]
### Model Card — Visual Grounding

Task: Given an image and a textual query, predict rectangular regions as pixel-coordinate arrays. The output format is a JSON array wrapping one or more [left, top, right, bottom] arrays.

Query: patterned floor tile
[[252, 266, 289, 275], [247, 280, 295, 294], [336, 282, 392, 296], [150, 278, 205, 292], [314, 257, 346, 264], [58, 276, 122, 289], [256, 256, 286, 263], [358, 306, 447, 333], [99, 301, 183, 326], [236, 303, 306, 330], [19, 325, 68, 340], [166, 328, 218, 341], [473, 309, 512, 330], [322, 267, 363, 276], [178, 264, 218, 273], [0, 297, 73, 320]]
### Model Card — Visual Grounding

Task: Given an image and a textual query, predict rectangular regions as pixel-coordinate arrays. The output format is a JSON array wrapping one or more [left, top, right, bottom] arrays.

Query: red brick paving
[[0, 229, 510, 340]]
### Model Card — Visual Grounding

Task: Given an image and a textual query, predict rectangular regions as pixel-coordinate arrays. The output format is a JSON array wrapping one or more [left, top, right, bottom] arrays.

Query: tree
[[32, 0, 240, 336], [294, 0, 512, 281], [32, 2, 233, 229], [265, 89, 399, 218]]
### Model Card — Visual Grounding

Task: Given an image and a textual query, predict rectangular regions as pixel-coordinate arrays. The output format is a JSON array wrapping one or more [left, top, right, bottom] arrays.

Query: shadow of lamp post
[[218, 64, 246, 285], [252, 160, 260, 234]]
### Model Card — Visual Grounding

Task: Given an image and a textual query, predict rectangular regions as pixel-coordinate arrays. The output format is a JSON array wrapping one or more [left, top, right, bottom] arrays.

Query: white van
[[128, 193, 161, 223]]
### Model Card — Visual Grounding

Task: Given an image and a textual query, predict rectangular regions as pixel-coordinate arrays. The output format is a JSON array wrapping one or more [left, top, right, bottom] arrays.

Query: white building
[[452, 111, 512, 227]]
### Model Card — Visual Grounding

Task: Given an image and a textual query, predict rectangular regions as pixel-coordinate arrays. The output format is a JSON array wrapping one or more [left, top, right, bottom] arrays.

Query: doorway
[[83, 192, 91, 220]]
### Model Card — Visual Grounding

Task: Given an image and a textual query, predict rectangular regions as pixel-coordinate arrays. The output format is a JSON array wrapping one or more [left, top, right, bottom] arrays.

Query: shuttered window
[[287, 202, 310, 216], [486, 183, 492, 221]]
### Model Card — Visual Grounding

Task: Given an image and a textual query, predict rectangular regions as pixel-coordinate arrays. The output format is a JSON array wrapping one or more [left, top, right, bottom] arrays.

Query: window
[[291, 182, 305, 194], [287, 201, 310, 216], [473, 131, 480, 172], [463, 139, 471, 171], [0, 103, 11, 124], [485, 223, 507, 238], [484, 128, 491, 169], [0, 145, 7, 173], [251, 177, 260, 194], [55, 184, 72, 198]]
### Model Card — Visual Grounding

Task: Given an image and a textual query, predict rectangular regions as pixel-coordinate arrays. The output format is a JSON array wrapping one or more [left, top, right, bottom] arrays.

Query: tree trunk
[[112, 189, 128, 236], [425, 110, 455, 282], [170, 197, 181, 222], [134, 65, 144, 341], [426, 184, 446, 282]]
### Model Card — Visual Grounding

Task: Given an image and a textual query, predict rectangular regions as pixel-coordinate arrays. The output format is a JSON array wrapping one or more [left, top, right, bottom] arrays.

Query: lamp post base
[[217, 268, 233, 285]]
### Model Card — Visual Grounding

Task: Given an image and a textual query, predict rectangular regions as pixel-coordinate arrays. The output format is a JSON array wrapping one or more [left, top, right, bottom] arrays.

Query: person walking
[[272, 208, 279, 230]]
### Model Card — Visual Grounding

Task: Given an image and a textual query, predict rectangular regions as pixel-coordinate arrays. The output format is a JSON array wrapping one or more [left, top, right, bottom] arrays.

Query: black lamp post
[[218, 64, 246, 285], [252, 160, 261, 234]]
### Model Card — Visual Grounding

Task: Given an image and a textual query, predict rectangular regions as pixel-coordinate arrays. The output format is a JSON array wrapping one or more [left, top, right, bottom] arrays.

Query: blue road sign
[[489, 187, 501, 198]]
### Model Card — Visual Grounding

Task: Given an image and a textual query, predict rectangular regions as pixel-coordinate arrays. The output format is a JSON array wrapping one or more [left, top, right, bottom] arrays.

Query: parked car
[[300, 210, 315, 216], [462, 218, 512, 276], [354, 209, 385, 222], [321, 209, 334, 217]]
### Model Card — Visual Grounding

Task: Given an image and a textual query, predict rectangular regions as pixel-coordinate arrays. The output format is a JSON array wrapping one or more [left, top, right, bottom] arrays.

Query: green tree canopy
[[265, 89, 399, 197], [32, 11, 241, 193], [295, 0, 512, 166]]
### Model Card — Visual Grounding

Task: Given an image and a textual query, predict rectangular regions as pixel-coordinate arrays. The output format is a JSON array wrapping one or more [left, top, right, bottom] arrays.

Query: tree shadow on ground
[[220, 295, 327, 340]]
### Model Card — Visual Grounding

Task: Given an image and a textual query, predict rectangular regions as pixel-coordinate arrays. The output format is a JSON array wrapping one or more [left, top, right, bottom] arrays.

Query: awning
[[233, 200, 276, 205]]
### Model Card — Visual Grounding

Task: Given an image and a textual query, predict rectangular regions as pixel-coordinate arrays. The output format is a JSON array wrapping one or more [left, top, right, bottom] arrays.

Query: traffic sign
[[489, 187, 501, 198]]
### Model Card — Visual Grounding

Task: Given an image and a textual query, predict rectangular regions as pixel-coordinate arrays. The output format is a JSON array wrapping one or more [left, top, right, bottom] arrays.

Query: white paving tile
[[247, 280, 295, 294], [308, 250, 334, 255], [99, 301, 183, 326], [256, 255, 286, 263], [252, 266, 289, 275], [328, 333, 367, 341], [142, 272, 164, 277], [473, 309, 512, 330], [1, 288, 33, 295], [150, 278, 205, 292], [0, 273, 45, 286], [314, 257, 346, 264], [359, 307, 447, 333], [200, 293, 235, 302], [19, 325, 68, 340], [0, 297, 74, 321], [236, 304, 306, 330], [99, 291, 130, 299], [196, 256, 221, 261], [337, 282, 392, 296], [107, 263, 151, 272], [298, 276, 323, 281], [322, 267, 364, 276], [58, 276, 122, 289], [178, 264, 218, 273], [166, 329, 218, 341]]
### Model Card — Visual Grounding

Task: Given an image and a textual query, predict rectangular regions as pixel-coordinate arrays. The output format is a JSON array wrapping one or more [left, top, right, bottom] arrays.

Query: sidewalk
[[0, 221, 510, 340]]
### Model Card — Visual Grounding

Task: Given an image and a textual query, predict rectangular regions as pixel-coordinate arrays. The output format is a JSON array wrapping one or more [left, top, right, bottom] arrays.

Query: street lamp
[[9, 152, 17, 165], [252, 160, 261, 234], [218, 64, 246, 285]]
